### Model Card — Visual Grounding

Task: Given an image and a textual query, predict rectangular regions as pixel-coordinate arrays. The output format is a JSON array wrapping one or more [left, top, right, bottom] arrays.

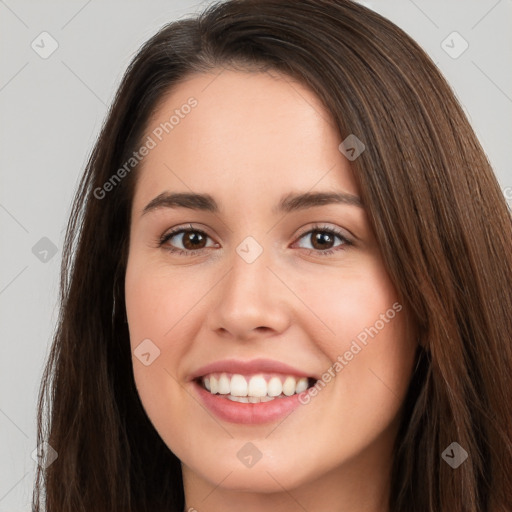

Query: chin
[[199, 462, 312, 493], [180, 442, 323, 494]]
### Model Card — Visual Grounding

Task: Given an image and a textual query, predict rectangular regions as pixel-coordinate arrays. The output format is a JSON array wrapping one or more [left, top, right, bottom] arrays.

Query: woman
[[33, 0, 512, 511]]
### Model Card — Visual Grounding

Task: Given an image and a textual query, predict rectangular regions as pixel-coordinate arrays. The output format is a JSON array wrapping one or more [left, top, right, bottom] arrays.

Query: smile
[[198, 372, 317, 403], [189, 358, 320, 424]]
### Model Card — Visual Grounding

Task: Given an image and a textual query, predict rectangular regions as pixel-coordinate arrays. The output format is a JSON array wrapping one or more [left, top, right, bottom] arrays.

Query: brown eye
[[180, 231, 208, 250], [309, 230, 336, 250], [295, 225, 352, 255], [159, 228, 217, 255]]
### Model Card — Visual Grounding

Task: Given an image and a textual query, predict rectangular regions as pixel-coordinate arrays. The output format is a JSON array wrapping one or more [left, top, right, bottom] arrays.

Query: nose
[[207, 240, 291, 341]]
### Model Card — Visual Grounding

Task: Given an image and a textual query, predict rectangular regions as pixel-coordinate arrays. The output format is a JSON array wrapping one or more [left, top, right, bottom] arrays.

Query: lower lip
[[193, 381, 305, 424]]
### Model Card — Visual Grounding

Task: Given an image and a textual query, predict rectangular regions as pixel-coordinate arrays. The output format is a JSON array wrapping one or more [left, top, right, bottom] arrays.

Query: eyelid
[[291, 223, 353, 254], [158, 223, 218, 250], [295, 223, 353, 242], [158, 222, 354, 256], [158, 223, 210, 243]]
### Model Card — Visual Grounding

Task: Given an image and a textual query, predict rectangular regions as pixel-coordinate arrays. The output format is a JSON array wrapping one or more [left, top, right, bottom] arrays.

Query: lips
[[188, 357, 319, 382], [189, 358, 319, 424]]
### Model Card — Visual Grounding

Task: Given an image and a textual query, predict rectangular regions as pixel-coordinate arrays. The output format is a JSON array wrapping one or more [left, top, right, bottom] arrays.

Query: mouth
[[195, 372, 318, 403], [189, 358, 320, 424]]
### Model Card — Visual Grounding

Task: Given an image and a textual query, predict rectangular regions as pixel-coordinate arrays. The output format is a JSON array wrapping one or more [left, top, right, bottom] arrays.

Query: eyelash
[[157, 223, 353, 258]]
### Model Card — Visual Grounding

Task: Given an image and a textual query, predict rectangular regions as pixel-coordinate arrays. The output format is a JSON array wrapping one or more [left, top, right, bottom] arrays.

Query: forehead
[[132, 69, 359, 213]]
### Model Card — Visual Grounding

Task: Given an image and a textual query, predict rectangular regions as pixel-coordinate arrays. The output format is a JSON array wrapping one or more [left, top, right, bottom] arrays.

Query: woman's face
[[125, 68, 417, 498]]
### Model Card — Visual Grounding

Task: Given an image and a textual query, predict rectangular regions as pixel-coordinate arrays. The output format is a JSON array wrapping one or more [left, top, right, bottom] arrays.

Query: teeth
[[247, 375, 267, 397], [202, 373, 311, 398], [210, 375, 218, 394], [267, 377, 282, 396], [295, 377, 308, 393], [218, 373, 230, 394], [230, 374, 248, 397], [226, 395, 275, 403], [282, 376, 296, 396]]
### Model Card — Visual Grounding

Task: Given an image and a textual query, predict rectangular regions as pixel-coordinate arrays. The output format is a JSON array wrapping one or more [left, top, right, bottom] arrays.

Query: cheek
[[124, 261, 198, 453], [125, 255, 203, 346], [299, 256, 402, 347], [124, 257, 183, 394], [298, 257, 415, 431]]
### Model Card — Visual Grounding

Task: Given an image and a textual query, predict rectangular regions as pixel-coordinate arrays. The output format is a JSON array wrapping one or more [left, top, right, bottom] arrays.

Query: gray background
[[0, 0, 511, 509]]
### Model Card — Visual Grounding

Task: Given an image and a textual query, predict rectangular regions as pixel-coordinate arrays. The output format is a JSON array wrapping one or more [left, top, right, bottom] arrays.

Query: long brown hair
[[33, 1, 512, 510]]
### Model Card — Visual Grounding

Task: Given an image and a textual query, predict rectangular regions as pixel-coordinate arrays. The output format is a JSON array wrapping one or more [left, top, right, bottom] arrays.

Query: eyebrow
[[141, 190, 363, 216]]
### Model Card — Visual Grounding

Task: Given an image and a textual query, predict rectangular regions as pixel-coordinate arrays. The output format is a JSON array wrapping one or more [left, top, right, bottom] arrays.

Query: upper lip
[[188, 358, 319, 382]]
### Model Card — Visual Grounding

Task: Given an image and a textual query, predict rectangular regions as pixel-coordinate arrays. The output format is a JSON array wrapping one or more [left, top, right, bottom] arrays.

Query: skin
[[124, 68, 418, 512]]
